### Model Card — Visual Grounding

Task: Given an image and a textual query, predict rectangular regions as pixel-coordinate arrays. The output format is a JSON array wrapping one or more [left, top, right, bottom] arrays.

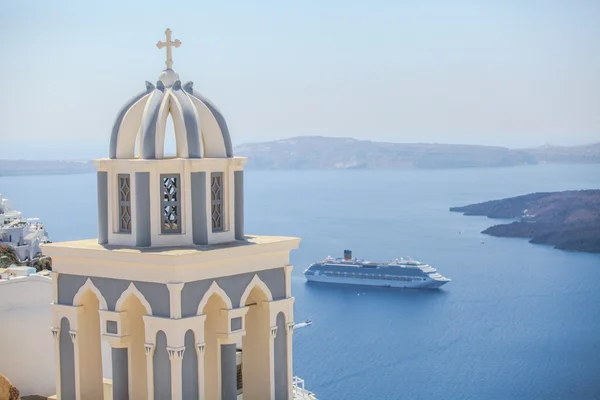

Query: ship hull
[[305, 274, 448, 289]]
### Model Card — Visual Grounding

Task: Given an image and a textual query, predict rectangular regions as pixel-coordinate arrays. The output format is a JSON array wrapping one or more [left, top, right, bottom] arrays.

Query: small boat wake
[[294, 319, 313, 330]]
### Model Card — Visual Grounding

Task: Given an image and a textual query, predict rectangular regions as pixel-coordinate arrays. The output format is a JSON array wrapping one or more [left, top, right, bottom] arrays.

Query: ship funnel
[[343, 249, 352, 260]]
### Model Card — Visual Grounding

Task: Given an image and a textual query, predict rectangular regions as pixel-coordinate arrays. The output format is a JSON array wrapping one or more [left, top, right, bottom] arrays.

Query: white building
[[42, 29, 315, 400], [0, 193, 50, 262]]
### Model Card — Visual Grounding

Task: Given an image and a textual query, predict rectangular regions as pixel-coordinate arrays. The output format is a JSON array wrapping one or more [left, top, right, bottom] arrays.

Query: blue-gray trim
[[231, 317, 242, 331], [183, 81, 233, 158], [221, 344, 237, 400], [181, 268, 286, 317], [109, 82, 154, 159], [274, 312, 288, 400], [59, 317, 75, 400], [191, 172, 208, 245], [172, 87, 202, 158], [107, 320, 118, 334], [234, 171, 244, 240], [182, 330, 199, 400], [140, 89, 166, 159], [135, 172, 151, 246], [154, 331, 172, 399], [97, 172, 108, 245], [57, 274, 170, 317], [112, 347, 129, 400], [182, 81, 193, 92]]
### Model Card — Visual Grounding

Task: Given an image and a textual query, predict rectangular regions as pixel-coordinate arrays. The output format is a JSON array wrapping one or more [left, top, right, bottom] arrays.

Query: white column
[[145, 343, 155, 400], [165, 283, 186, 399], [167, 346, 185, 400], [196, 343, 206, 400], [284, 265, 293, 298], [167, 282, 185, 319], [70, 330, 82, 400], [50, 327, 62, 399], [270, 325, 278, 400], [50, 270, 59, 303], [143, 315, 159, 400], [286, 322, 295, 400]]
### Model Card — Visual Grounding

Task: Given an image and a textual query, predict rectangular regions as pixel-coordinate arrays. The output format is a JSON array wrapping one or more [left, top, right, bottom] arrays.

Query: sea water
[[1, 164, 599, 400]]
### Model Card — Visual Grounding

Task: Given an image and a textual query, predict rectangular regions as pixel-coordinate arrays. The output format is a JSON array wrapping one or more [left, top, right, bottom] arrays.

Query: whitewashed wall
[[0, 275, 55, 396], [0, 275, 113, 396]]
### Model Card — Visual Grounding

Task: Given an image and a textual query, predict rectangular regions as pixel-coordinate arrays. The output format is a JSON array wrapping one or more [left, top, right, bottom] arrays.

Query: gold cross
[[156, 28, 181, 70]]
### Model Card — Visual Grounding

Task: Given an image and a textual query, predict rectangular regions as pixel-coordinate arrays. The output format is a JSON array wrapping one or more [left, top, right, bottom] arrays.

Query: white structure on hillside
[[42, 29, 314, 400], [0, 194, 50, 263]]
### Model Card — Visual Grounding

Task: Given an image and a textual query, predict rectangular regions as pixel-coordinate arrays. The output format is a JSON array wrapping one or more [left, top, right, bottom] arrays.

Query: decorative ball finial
[[156, 28, 181, 70]]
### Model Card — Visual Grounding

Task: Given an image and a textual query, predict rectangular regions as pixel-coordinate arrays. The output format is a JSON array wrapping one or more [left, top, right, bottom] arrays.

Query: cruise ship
[[304, 250, 451, 289]]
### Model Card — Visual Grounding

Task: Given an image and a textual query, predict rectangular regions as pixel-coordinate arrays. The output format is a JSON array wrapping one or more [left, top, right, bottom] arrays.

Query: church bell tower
[[44, 29, 300, 400], [98, 27, 244, 248]]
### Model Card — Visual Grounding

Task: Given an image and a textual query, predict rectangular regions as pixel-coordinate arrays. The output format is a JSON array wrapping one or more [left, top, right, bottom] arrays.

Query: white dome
[[109, 70, 233, 159]]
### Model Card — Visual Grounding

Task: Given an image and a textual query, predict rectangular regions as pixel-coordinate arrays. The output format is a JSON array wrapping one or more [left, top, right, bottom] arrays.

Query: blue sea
[[1, 164, 599, 400]]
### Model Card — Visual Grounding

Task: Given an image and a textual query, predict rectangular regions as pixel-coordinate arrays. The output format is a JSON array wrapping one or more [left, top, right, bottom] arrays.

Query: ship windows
[[211, 172, 224, 232], [117, 174, 131, 233], [161, 174, 181, 234]]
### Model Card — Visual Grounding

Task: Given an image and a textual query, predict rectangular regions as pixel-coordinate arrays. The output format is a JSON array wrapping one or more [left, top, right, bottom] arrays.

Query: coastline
[[450, 190, 600, 253]]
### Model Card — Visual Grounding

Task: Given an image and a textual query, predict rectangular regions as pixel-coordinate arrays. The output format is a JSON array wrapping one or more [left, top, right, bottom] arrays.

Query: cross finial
[[156, 28, 181, 70]]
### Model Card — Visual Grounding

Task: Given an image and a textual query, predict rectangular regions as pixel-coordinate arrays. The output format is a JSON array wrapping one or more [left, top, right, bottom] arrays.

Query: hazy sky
[[1, 0, 599, 159]]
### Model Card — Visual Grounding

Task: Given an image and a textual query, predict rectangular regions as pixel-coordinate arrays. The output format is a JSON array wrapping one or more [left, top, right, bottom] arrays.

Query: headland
[[450, 190, 600, 253]]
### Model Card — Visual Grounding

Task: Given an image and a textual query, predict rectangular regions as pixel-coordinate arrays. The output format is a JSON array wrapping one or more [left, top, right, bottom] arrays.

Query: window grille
[[118, 174, 131, 233], [161, 174, 181, 233], [211, 172, 224, 231]]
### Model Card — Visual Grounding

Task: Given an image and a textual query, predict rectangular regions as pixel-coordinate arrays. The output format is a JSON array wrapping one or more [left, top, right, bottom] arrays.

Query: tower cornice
[[41, 235, 301, 283]]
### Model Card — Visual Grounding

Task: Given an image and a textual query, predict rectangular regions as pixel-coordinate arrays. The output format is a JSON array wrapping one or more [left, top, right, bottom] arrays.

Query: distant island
[[235, 137, 600, 170], [450, 190, 600, 253], [0, 160, 94, 177], [1, 137, 599, 176]]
